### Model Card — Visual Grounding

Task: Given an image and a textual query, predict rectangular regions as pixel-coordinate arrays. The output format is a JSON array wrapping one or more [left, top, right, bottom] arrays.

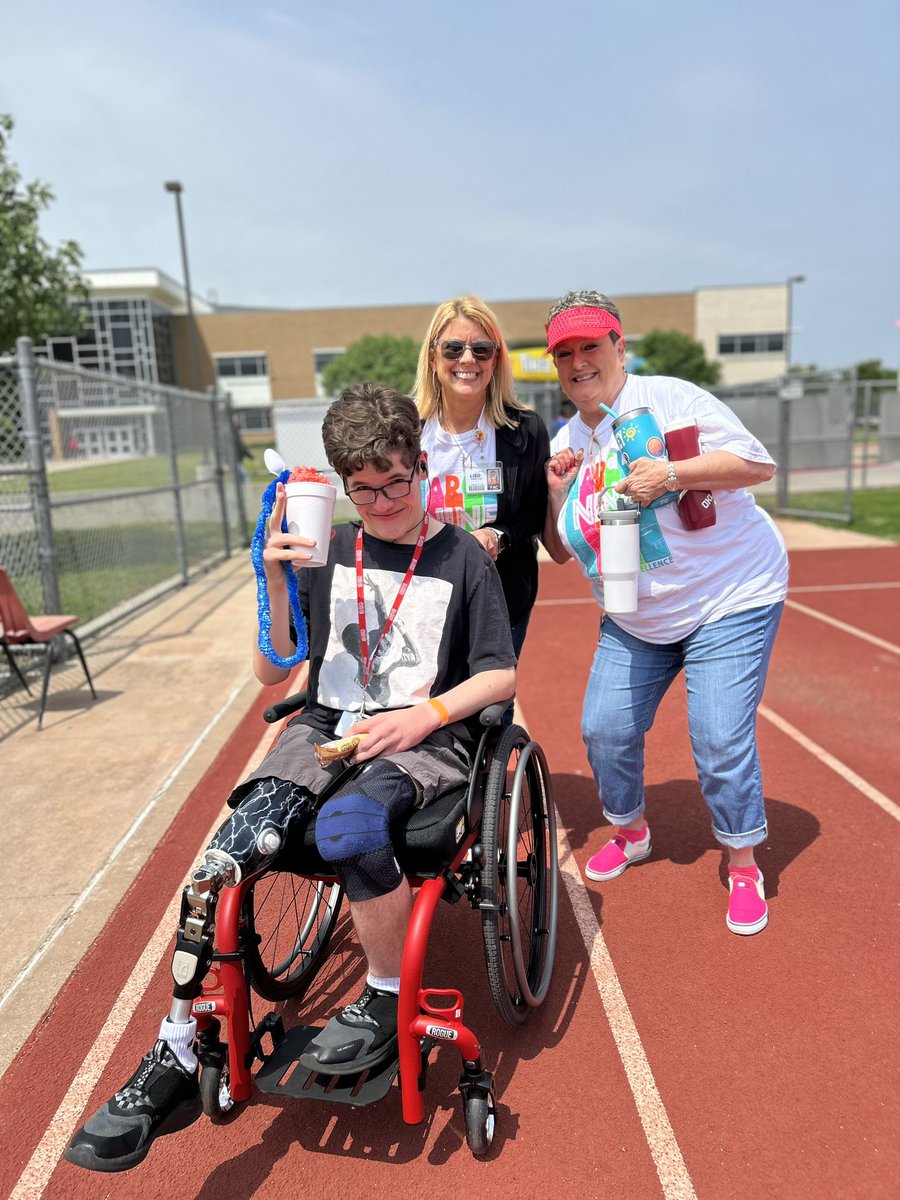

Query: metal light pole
[[785, 273, 805, 374], [777, 274, 806, 514], [164, 180, 202, 392]]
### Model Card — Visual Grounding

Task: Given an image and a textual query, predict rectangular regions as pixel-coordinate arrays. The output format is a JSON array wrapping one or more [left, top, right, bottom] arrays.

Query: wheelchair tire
[[480, 725, 558, 1026], [464, 1086, 496, 1158], [199, 1057, 238, 1123], [242, 872, 344, 1002]]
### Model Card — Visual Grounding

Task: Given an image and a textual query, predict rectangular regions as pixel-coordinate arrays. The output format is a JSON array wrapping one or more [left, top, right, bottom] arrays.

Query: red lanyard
[[355, 514, 429, 694]]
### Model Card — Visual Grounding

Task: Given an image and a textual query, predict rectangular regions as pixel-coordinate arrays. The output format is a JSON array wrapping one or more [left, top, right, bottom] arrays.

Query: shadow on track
[[552, 772, 821, 899]]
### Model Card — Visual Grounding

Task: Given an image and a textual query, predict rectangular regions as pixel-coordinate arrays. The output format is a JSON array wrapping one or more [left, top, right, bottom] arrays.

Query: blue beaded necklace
[[251, 471, 309, 669]]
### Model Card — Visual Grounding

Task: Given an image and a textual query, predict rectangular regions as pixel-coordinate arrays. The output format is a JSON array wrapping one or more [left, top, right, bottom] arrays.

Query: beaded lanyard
[[251, 471, 309, 669]]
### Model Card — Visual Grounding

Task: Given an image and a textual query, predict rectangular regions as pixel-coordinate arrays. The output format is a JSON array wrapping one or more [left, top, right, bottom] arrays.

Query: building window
[[235, 407, 272, 432], [215, 354, 269, 378], [718, 333, 785, 355], [314, 348, 345, 398]]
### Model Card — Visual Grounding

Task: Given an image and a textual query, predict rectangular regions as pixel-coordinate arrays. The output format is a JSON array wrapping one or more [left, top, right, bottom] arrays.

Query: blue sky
[[3, 0, 898, 370]]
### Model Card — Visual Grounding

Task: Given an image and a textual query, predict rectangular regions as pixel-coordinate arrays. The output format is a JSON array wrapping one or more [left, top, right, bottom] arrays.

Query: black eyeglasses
[[344, 464, 418, 506], [435, 339, 499, 362]]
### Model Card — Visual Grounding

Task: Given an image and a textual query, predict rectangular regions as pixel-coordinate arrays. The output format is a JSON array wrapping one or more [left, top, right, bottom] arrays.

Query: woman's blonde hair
[[413, 296, 524, 428]]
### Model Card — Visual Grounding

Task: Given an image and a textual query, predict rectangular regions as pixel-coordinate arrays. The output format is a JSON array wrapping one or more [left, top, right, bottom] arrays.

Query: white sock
[[159, 1016, 198, 1072], [367, 973, 400, 994]]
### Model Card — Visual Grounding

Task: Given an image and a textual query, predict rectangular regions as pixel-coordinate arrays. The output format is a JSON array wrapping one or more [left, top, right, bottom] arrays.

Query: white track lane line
[[9, 726, 275, 1200], [0, 675, 253, 1019], [783, 598, 900, 657], [515, 702, 697, 1200], [554, 827, 698, 1200], [759, 704, 900, 822], [789, 581, 900, 594]]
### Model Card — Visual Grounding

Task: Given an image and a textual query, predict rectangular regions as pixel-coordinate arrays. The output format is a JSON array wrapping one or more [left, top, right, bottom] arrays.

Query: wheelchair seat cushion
[[280, 785, 470, 878]]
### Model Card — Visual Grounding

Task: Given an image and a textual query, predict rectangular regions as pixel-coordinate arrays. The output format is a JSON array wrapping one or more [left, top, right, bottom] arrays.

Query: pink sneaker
[[726, 869, 768, 935], [585, 826, 651, 882]]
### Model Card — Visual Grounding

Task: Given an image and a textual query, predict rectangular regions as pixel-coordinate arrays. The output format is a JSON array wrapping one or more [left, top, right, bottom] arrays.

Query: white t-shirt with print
[[551, 373, 788, 643], [420, 416, 499, 531]]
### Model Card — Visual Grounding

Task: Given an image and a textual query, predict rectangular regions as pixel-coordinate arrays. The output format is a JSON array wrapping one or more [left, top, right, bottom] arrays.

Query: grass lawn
[[758, 488, 900, 542], [47, 452, 208, 492]]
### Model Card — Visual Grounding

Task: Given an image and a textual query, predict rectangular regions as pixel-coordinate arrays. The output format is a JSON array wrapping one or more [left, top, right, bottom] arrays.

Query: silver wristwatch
[[494, 529, 508, 553], [665, 462, 680, 491]]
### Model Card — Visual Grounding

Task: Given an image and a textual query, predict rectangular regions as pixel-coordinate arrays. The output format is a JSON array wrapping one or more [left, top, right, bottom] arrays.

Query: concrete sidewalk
[[0, 515, 893, 1075], [0, 555, 262, 1074]]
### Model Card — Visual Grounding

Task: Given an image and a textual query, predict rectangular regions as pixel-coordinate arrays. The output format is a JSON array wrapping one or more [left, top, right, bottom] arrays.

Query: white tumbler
[[599, 508, 641, 613], [283, 480, 337, 567]]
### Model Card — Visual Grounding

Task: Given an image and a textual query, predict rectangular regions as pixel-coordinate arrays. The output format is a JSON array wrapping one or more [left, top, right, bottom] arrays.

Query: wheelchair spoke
[[242, 870, 344, 1002]]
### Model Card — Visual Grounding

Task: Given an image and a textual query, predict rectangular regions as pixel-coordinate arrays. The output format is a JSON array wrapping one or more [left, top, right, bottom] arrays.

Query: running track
[[1, 547, 898, 1200]]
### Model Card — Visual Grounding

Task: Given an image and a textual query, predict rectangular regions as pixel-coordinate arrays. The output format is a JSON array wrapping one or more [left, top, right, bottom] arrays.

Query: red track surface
[[2, 547, 898, 1200]]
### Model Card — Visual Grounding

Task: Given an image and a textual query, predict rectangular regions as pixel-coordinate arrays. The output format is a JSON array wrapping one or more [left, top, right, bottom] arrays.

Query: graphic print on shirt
[[563, 443, 673, 573], [318, 564, 449, 711], [425, 473, 498, 531]]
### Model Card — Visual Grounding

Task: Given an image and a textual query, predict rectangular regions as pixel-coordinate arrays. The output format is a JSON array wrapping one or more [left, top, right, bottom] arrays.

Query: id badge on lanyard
[[465, 463, 503, 494]]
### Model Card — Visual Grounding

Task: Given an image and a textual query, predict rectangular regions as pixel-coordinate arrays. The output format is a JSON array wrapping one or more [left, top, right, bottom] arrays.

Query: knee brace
[[315, 761, 416, 902]]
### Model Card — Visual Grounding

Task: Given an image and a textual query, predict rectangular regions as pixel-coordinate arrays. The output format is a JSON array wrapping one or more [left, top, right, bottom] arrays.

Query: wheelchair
[[185, 694, 558, 1157]]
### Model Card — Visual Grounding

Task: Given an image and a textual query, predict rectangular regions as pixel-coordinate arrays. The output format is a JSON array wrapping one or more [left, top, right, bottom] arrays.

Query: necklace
[[440, 404, 487, 468]]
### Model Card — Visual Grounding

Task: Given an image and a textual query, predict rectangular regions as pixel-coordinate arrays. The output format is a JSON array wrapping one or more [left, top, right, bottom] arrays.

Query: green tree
[[0, 113, 89, 355], [854, 359, 897, 384], [321, 333, 420, 397], [632, 329, 721, 388]]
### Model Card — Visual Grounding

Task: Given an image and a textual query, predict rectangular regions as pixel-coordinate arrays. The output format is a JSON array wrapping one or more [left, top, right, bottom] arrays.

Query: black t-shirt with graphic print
[[296, 521, 516, 738]]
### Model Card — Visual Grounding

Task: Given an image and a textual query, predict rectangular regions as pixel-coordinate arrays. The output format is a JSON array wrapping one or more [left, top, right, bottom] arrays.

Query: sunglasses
[[435, 339, 499, 362]]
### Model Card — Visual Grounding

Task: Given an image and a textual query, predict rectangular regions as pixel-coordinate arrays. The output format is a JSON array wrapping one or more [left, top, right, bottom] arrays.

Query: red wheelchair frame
[[188, 707, 558, 1156]]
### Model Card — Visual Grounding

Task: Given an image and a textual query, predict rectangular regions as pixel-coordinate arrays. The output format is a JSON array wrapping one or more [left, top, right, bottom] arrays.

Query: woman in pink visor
[[542, 290, 788, 936]]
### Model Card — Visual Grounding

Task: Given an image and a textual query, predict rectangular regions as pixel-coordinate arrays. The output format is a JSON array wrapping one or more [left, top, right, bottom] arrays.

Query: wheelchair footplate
[[255, 1024, 434, 1108]]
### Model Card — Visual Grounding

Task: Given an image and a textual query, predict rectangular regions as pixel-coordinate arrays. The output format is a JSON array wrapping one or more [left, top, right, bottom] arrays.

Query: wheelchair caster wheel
[[463, 1085, 496, 1158], [199, 1057, 238, 1123]]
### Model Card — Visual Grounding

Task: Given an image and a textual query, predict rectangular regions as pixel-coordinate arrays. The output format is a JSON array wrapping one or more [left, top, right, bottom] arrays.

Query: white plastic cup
[[599, 508, 641, 613], [283, 480, 337, 567]]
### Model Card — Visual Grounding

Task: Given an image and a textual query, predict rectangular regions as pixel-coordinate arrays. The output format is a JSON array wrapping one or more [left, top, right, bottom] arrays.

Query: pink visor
[[546, 306, 623, 352]]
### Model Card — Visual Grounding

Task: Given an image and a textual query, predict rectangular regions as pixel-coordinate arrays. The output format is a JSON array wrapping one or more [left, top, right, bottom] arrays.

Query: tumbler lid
[[611, 406, 652, 430], [599, 507, 641, 524]]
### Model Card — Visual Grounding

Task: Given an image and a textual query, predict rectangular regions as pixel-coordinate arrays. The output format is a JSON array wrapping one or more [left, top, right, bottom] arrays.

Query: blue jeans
[[581, 603, 784, 849], [502, 613, 532, 726]]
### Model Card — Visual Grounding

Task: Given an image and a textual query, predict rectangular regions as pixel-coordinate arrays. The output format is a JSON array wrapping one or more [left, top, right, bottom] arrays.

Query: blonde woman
[[414, 296, 549, 660]]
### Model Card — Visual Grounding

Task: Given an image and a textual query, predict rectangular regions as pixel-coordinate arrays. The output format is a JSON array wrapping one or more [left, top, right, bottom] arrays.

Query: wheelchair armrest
[[263, 690, 308, 724], [478, 700, 511, 727]]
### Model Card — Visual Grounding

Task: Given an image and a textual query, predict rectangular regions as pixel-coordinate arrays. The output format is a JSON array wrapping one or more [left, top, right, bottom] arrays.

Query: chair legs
[[2, 641, 32, 695], [65, 629, 98, 700], [36, 631, 97, 730]]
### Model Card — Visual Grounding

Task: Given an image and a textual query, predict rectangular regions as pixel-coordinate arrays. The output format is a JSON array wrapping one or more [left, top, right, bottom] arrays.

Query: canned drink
[[611, 407, 676, 508]]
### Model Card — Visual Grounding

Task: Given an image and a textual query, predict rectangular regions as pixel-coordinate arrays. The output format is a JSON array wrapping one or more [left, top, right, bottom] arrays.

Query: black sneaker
[[299, 986, 399, 1076], [64, 1040, 200, 1173]]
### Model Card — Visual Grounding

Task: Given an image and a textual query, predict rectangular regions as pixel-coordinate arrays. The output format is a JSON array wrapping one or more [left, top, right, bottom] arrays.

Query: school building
[[37, 269, 796, 450]]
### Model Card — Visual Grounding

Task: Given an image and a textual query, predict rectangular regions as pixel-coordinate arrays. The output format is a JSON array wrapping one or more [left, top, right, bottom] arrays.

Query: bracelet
[[428, 697, 450, 726]]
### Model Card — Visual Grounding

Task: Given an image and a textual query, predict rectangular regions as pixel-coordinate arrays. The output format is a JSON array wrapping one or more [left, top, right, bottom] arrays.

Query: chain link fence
[[0, 339, 249, 654], [712, 372, 899, 522]]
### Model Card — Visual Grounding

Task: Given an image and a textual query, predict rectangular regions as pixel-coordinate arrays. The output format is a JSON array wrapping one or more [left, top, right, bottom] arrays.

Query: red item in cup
[[287, 465, 331, 485], [663, 421, 717, 531]]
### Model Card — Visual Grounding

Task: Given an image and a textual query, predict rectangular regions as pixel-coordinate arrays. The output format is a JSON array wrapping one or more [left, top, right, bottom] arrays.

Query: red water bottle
[[663, 420, 717, 530]]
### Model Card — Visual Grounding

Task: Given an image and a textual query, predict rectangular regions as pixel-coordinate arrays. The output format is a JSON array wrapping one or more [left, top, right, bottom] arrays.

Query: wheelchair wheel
[[481, 725, 558, 1026], [199, 1058, 236, 1123], [464, 1085, 496, 1158], [242, 872, 343, 1002]]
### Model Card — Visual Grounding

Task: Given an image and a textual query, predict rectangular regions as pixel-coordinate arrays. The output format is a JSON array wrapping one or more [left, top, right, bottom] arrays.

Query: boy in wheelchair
[[66, 383, 517, 1172]]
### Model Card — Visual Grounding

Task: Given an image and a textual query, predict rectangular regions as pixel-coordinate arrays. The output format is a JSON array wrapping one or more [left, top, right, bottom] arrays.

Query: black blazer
[[489, 408, 550, 627]]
